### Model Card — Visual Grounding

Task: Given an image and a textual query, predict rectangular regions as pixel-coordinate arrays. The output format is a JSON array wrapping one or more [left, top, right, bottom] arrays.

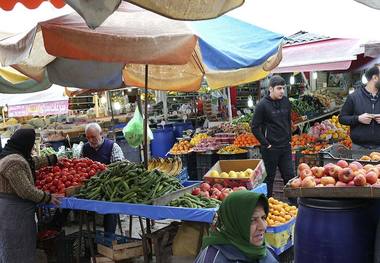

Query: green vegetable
[[168, 193, 221, 208]]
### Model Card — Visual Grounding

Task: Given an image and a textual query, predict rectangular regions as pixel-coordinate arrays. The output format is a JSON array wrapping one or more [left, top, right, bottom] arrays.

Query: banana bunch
[[148, 157, 183, 177]]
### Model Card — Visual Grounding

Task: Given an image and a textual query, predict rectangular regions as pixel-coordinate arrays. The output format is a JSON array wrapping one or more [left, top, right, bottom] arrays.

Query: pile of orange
[[170, 140, 192, 154], [233, 133, 260, 147], [266, 197, 297, 227], [339, 137, 352, 149], [291, 134, 316, 148]]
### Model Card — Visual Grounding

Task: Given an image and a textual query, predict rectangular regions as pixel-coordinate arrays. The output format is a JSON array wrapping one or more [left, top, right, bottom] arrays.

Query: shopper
[[251, 75, 294, 198], [339, 64, 380, 154], [194, 191, 278, 263], [0, 129, 60, 263]]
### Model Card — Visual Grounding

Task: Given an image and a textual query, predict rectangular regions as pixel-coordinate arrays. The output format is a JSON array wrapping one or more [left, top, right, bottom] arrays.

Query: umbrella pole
[[144, 65, 149, 169]]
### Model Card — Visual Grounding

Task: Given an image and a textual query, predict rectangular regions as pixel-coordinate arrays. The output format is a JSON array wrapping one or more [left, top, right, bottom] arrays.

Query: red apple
[[199, 191, 210, 198], [321, 176, 336, 186], [301, 176, 316, 188], [192, 187, 201, 195], [314, 167, 325, 178], [213, 183, 224, 191], [311, 167, 319, 177], [290, 178, 302, 189], [300, 168, 313, 180], [327, 165, 342, 179], [365, 171, 378, 185], [367, 167, 380, 176], [347, 180, 355, 187], [336, 181, 347, 187], [350, 161, 363, 170], [324, 163, 335, 176], [298, 163, 311, 173], [338, 167, 354, 183], [336, 160, 349, 168], [200, 182, 211, 192], [353, 174, 367, 186], [315, 178, 321, 185]]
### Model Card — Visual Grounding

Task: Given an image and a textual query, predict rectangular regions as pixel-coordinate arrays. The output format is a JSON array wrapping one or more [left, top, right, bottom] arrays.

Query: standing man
[[81, 122, 125, 234], [251, 75, 294, 198], [339, 64, 380, 153]]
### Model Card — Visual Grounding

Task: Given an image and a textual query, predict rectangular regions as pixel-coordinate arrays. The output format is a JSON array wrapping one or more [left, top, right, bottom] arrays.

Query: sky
[[0, 0, 380, 41]]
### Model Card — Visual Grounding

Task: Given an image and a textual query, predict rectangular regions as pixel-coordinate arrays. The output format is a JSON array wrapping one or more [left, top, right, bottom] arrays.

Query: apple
[[367, 167, 380, 176], [324, 163, 335, 176], [327, 165, 342, 179], [347, 180, 355, 187], [229, 171, 237, 178], [350, 161, 363, 170], [298, 163, 311, 173], [321, 176, 336, 186], [355, 169, 367, 176], [373, 179, 380, 188], [364, 164, 375, 172], [200, 182, 211, 192], [336, 160, 349, 168], [237, 186, 247, 191], [222, 188, 233, 194], [290, 178, 302, 189], [237, 172, 246, 178], [245, 168, 254, 176], [300, 168, 313, 180], [315, 167, 325, 178], [219, 192, 229, 201], [192, 187, 201, 195], [336, 181, 347, 187], [316, 184, 324, 187], [199, 191, 210, 198], [338, 167, 354, 183], [315, 178, 321, 185], [213, 183, 223, 191], [301, 176, 316, 188], [376, 164, 380, 171], [353, 174, 367, 186], [365, 171, 378, 185], [311, 167, 319, 177]]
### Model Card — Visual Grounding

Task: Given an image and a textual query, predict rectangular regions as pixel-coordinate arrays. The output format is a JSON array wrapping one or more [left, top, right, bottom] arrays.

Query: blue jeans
[[103, 214, 118, 234]]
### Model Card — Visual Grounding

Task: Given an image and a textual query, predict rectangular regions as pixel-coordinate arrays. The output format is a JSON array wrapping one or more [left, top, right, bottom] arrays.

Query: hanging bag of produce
[[123, 107, 153, 148]]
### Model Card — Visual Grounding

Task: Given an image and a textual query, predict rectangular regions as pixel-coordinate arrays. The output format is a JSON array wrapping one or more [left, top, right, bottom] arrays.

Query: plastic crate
[[247, 146, 261, 159], [294, 150, 321, 175], [265, 217, 295, 256], [55, 231, 91, 263], [178, 152, 197, 181], [196, 152, 219, 180]]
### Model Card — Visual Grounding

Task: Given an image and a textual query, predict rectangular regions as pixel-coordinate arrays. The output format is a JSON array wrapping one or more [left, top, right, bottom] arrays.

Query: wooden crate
[[97, 240, 143, 261]]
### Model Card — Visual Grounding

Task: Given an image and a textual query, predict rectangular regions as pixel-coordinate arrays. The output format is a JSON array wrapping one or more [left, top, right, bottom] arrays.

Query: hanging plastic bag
[[123, 107, 153, 148]]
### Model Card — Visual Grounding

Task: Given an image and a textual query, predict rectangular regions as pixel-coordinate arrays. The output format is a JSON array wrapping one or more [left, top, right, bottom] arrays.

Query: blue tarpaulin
[[190, 16, 283, 71], [52, 183, 267, 223]]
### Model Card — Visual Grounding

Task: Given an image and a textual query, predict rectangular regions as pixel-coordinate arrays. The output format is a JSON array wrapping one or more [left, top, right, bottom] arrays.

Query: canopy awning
[[272, 38, 364, 73]]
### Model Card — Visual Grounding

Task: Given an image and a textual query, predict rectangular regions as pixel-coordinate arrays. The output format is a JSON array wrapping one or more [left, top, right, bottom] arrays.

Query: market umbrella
[[0, 0, 245, 28], [0, 7, 283, 92], [0, 6, 284, 163]]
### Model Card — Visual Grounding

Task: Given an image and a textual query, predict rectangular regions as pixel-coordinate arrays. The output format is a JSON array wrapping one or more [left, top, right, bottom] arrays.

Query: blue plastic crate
[[95, 230, 129, 247], [176, 168, 189, 184]]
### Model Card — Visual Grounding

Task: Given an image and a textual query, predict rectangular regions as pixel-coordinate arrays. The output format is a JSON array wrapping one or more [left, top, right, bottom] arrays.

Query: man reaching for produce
[[339, 64, 380, 154], [251, 75, 295, 199]]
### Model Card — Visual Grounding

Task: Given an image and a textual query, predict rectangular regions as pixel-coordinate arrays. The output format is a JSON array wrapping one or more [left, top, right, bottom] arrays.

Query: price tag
[[160, 120, 166, 126]]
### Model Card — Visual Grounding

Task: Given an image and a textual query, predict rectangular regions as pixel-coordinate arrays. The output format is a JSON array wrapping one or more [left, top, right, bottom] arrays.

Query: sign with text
[[8, 100, 69, 117]]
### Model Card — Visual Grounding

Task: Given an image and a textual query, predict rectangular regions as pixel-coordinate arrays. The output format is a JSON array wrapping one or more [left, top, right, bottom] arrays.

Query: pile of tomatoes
[[35, 158, 106, 194]]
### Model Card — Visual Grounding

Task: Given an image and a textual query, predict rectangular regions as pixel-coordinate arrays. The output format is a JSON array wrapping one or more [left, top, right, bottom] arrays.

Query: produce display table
[[52, 183, 267, 223]]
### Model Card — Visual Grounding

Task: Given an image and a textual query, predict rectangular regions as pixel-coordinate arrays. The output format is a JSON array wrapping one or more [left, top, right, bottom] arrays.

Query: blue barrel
[[173, 122, 194, 138], [150, 127, 175, 158], [295, 198, 375, 263]]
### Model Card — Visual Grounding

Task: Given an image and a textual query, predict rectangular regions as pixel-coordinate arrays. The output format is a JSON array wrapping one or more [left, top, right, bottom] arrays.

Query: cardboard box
[[203, 159, 266, 189], [266, 218, 296, 255]]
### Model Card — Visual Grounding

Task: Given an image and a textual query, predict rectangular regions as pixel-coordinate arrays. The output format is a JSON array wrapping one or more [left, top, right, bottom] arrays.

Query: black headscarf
[[0, 129, 36, 173]]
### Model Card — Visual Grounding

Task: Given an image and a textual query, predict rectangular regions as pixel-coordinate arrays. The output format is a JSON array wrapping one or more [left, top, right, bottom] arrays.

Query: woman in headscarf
[[0, 129, 60, 263], [194, 191, 278, 263]]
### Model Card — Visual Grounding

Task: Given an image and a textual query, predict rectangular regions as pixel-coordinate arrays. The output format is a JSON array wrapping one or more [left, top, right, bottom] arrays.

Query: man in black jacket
[[339, 65, 380, 154], [251, 75, 294, 198]]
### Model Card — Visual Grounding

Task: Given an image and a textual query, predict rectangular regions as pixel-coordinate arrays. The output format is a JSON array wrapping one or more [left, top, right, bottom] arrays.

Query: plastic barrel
[[295, 198, 375, 263], [173, 122, 194, 138], [150, 127, 175, 158]]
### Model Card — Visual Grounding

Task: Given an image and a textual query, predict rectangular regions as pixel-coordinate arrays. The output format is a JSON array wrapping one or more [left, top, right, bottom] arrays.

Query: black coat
[[339, 86, 380, 148]]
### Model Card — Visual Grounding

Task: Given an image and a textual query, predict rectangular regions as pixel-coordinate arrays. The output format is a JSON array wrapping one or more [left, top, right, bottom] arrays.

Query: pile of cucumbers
[[77, 161, 183, 204], [169, 193, 221, 208]]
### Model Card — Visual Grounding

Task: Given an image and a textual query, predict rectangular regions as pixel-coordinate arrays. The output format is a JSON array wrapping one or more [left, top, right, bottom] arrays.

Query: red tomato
[[88, 170, 96, 177], [65, 181, 72, 187], [72, 182, 79, 186], [45, 177, 53, 183], [52, 179, 59, 186], [50, 185, 57, 193], [67, 175, 74, 181], [52, 166, 60, 173], [58, 184, 65, 191], [61, 176, 67, 182]]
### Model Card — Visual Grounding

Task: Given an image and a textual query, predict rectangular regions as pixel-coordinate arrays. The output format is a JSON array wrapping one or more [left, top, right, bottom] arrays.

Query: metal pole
[[144, 65, 149, 168]]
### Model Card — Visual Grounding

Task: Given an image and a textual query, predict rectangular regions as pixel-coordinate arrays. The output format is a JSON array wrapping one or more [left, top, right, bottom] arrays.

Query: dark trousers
[[260, 145, 295, 199]]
